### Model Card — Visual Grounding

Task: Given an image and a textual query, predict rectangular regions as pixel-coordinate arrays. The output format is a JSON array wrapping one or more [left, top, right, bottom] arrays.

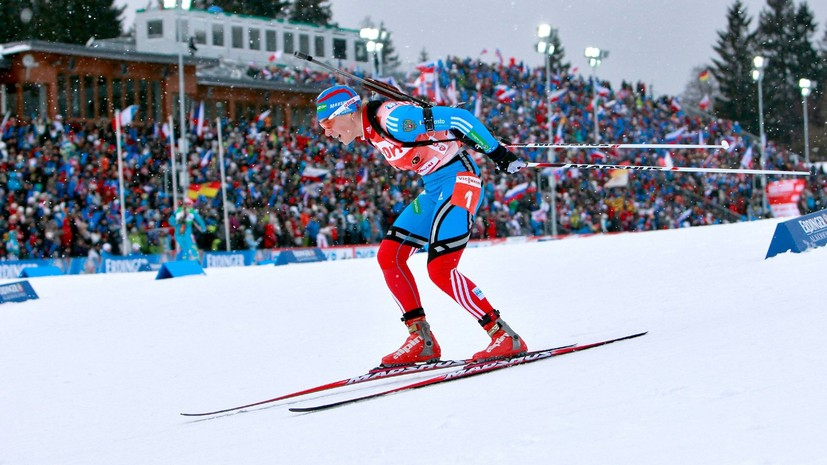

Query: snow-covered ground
[[2, 219, 825, 465]]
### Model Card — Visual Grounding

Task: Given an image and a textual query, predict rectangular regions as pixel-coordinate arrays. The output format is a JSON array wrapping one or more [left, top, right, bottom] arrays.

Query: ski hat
[[316, 85, 361, 121]]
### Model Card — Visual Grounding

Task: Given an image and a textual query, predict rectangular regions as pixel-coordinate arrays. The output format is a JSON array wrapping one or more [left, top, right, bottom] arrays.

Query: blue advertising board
[[766, 208, 827, 259], [0, 280, 39, 304]]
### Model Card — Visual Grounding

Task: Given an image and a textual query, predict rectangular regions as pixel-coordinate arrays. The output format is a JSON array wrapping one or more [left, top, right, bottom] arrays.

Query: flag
[[740, 145, 754, 168], [604, 169, 629, 188], [199, 149, 213, 168], [699, 94, 710, 111], [191, 101, 206, 137], [301, 166, 330, 182], [187, 181, 221, 199], [268, 50, 283, 62], [256, 109, 271, 122], [479, 48, 488, 56], [119, 105, 139, 127], [495, 85, 517, 103], [357, 166, 368, 185], [670, 97, 682, 112], [548, 88, 568, 103], [664, 127, 686, 143], [658, 152, 674, 168], [161, 122, 171, 139], [447, 79, 458, 106], [554, 122, 564, 144], [504, 182, 529, 202], [411, 60, 444, 104], [589, 150, 607, 163], [473, 87, 482, 118], [595, 83, 611, 97], [494, 49, 503, 65], [698, 69, 710, 82]]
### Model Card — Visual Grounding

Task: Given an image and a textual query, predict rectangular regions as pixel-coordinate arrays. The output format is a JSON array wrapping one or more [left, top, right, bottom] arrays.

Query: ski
[[289, 331, 647, 413], [179, 344, 574, 417]]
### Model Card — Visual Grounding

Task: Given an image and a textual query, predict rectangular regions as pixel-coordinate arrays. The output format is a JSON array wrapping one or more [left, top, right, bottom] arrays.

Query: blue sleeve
[[384, 105, 500, 153]]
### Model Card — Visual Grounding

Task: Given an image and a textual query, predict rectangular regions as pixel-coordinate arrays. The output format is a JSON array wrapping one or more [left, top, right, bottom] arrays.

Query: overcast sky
[[118, 0, 827, 96]]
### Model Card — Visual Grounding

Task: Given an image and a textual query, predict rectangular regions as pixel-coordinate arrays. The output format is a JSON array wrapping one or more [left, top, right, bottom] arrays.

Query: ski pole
[[507, 142, 730, 150], [525, 161, 812, 176]]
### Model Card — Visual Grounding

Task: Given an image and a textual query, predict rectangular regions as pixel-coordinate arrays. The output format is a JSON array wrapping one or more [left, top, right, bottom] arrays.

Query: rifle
[[293, 52, 432, 107]]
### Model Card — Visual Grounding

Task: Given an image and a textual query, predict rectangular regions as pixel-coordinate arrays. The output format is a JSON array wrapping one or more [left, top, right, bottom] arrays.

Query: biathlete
[[316, 84, 528, 366]]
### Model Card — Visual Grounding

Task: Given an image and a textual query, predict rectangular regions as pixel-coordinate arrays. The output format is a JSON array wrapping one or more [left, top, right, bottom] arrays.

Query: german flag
[[187, 181, 221, 200]]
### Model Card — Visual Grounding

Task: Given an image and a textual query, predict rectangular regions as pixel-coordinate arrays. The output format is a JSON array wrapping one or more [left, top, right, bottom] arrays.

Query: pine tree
[[204, 0, 289, 19], [545, 28, 569, 73], [0, 0, 26, 43], [289, 0, 333, 26], [754, 0, 804, 143], [711, 0, 757, 130], [378, 22, 400, 75], [7, 0, 123, 43]]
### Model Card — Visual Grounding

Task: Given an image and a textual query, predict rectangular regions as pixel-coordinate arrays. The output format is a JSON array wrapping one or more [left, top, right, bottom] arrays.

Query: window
[[124, 79, 135, 107], [265, 30, 276, 51], [57, 74, 68, 116], [84, 76, 95, 118], [152, 81, 162, 122], [112, 78, 122, 110], [139, 80, 149, 122], [70, 76, 81, 118], [178, 20, 189, 42], [147, 20, 163, 38], [283, 32, 294, 54], [232, 26, 243, 49], [314, 36, 325, 57], [354, 41, 367, 62], [298, 34, 310, 54], [248, 28, 261, 50], [97, 77, 109, 118], [333, 38, 347, 60], [212, 24, 224, 46], [193, 26, 207, 45]]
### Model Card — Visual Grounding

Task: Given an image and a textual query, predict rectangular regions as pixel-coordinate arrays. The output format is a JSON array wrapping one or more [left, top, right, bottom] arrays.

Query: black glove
[[487, 145, 527, 174]]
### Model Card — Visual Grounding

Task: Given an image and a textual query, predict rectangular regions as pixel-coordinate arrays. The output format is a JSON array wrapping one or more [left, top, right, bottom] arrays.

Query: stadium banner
[[0, 280, 39, 304], [0, 259, 63, 279], [202, 250, 256, 268], [274, 248, 327, 266], [765, 208, 827, 259], [767, 179, 806, 218], [99, 256, 154, 274]]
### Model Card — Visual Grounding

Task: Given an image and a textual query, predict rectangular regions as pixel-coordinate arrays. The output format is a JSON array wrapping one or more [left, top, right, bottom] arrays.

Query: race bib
[[450, 172, 482, 212]]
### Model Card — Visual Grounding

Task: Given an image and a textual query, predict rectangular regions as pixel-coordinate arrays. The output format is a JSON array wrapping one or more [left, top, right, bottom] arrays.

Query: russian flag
[[548, 87, 568, 103], [301, 166, 330, 182], [191, 101, 206, 137], [357, 166, 368, 185], [495, 85, 517, 103], [117, 105, 139, 128], [504, 182, 529, 202], [670, 97, 682, 112], [595, 83, 611, 97], [699, 94, 710, 111], [664, 127, 686, 143]]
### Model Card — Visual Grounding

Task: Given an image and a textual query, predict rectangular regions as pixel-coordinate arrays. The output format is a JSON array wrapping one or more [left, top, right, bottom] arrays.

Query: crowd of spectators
[[1, 55, 825, 261]]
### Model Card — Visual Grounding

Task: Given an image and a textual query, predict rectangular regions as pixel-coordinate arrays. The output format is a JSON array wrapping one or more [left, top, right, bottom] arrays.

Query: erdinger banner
[[765, 208, 827, 259], [767, 179, 806, 218], [0, 280, 39, 304]]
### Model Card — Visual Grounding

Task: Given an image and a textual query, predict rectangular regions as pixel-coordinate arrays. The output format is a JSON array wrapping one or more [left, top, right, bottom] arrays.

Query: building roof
[[0, 40, 217, 66]]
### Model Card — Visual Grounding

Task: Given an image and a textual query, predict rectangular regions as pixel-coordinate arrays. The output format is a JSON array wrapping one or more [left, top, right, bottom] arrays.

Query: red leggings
[[376, 239, 494, 320]]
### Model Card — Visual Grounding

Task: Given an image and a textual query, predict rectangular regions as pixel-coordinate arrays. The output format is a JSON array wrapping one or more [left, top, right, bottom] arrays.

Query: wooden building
[[0, 39, 320, 129]]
